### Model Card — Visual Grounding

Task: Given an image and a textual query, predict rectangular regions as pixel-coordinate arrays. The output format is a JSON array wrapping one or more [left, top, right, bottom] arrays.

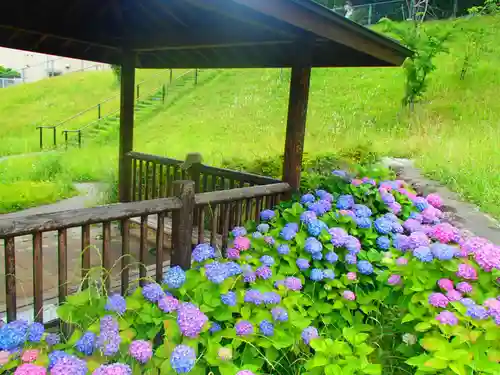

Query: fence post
[[186, 154, 202, 226], [194, 69, 198, 85], [78, 130, 82, 148], [53, 127, 57, 147], [98, 103, 101, 120], [39, 127, 43, 150], [368, 4, 373, 25], [169, 69, 173, 83], [136, 84, 140, 100], [171, 180, 195, 270], [64, 131, 68, 150]]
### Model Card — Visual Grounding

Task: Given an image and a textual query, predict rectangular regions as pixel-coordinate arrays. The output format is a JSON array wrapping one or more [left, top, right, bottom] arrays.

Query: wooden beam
[[118, 50, 136, 203], [282, 65, 312, 193]]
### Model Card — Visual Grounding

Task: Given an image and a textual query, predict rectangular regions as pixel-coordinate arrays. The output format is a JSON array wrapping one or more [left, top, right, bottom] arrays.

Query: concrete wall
[[0, 47, 110, 84]]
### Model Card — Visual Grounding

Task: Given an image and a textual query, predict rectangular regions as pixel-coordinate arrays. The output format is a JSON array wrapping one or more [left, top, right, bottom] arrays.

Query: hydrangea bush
[[1, 169, 500, 374]]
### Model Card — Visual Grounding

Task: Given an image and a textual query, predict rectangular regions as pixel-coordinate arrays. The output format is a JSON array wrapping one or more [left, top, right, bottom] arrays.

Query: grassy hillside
[[1, 15, 500, 218]]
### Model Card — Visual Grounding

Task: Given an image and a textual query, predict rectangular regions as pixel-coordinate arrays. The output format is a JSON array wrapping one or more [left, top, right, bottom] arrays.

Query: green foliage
[[111, 64, 121, 83], [0, 66, 21, 79], [380, 19, 452, 107]]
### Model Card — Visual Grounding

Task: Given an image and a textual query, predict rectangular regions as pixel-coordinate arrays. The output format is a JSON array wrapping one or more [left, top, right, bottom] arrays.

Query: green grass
[[2, 16, 500, 218]]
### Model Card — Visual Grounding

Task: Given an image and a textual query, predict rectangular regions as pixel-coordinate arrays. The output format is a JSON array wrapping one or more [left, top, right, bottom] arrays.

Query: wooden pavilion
[[0, 0, 411, 323]]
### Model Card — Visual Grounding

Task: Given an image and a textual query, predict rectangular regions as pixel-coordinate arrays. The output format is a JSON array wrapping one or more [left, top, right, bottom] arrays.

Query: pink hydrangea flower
[[436, 311, 458, 325], [14, 364, 46, 375], [456, 282, 473, 294], [378, 188, 388, 195], [446, 290, 462, 302], [461, 237, 490, 256], [346, 272, 357, 281], [388, 275, 402, 285], [351, 179, 363, 186], [0, 351, 9, 366], [233, 236, 250, 251], [437, 278, 454, 291], [456, 263, 478, 280], [431, 223, 459, 244], [396, 257, 408, 266], [474, 244, 500, 272], [21, 349, 39, 363], [428, 293, 449, 308], [389, 202, 402, 215], [226, 248, 240, 260], [426, 193, 443, 208], [485, 298, 500, 316], [343, 291, 356, 301]]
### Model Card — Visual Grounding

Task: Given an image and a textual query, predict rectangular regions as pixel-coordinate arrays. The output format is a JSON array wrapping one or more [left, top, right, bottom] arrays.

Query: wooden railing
[[0, 180, 290, 324]]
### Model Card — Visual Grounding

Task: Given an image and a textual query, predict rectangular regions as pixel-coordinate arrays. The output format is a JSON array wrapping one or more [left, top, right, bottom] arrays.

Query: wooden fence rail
[[0, 180, 290, 325]]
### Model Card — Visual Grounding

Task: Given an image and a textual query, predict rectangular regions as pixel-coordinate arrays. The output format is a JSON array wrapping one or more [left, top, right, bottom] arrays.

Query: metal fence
[[333, 0, 406, 25], [0, 77, 23, 88]]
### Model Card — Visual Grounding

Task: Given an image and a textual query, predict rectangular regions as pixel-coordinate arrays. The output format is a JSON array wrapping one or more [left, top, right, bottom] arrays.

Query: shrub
[[2, 169, 500, 375]]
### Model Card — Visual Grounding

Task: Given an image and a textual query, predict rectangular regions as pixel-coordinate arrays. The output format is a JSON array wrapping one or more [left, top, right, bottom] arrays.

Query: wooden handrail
[[195, 183, 290, 206], [127, 151, 183, 166], [0, 197, 182, 237]]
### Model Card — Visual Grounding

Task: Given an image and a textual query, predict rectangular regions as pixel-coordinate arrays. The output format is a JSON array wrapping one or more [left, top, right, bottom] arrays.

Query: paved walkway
[[0, 150, 57, 164]]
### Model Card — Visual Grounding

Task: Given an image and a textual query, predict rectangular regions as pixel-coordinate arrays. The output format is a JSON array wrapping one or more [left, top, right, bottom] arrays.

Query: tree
[[0, 66, 21, 79], [111, 64, 121, 83]]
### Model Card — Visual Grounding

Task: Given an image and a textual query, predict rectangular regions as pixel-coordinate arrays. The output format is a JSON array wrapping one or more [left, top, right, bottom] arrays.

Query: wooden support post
[[282, 65, 312, 194], [171, 180, 195, 270], [118, 50, 136, 203]]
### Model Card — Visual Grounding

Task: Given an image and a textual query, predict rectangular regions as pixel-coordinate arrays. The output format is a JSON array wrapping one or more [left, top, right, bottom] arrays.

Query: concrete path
[[382, 157, 500, 245], [0, 150, 58, 163]]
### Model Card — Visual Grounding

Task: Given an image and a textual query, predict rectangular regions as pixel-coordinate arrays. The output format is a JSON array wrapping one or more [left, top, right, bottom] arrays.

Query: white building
[[0, 47, 109, 87]]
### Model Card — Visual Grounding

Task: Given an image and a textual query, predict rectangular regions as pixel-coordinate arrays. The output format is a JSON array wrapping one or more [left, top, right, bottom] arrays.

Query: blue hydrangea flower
[[460, 298, 476, 308], [260, 210, 275, 221], [374, 218, 392, 235], [205, 261, 229, 284], [300, 211, 317, 224], [413, 197, 429, 212], [310, 269, 324, 281], [263, 292, 281, 305], [357, 260, 374, 275], [353, 204, 372, 218], [309, 200, 331, 216], [170, 345, 196, 374], [277, 244, 290, 255], [296, 258, 310, 270], [431, 243, 457, 261], [259, 320, 274, 336], [376, 236, 391, 250], [280, 227, 296, 241], [142, 283, 165, 303], [381, 193, 395, 204], [192, 243, 216, 263], [105, 294, 126, 315], [75, 331, 96, 355], [252, 231, 263, 239], [45, 333, 60, 346], [345, 253, 357, 265], [384, 213, 399, 222], [391, 222, 404, 234], [226, 262, 242, 276], [466, 305, 488, 320], [257, 223, 270, 233], [271, 307, 289, 322], [413, 246, 433, 262], [312, 251, 323, 261], [305, 237, 323, 254], [209, 322, 221, 333], [243, 271, 256, 283], [28, 322, 44, 342], [286, 223, 299, 232], [302, 326, 319, 345], [221, 292, 237, 306], [325, 251, 339, 263], [393, 234, 410, 251], [48, 350, 71, 369], [332, 170, 349, 179], [260, 255, 275, 266], [231, 227, 247, 237], [323, 269, 335, 280], [307, 219, 328, 237], [409, 212, 423, 222], [337, 195, 354, 210], [164, 266, 186, 289], [301, 194, 315, 204], [256, 266, 272, 280], [356, 217, 372, 229], [316, 190, 334, 202]]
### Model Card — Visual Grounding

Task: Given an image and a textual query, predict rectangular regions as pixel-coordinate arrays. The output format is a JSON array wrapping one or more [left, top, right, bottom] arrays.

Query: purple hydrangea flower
[[243, 271, 256, 283], [244, 290, 263, 305], [227, 248, 240, 260], [381, 193, 395, 204], [164, 266, 186, 289], [343, 290, 356, 300], [337, 195, 354, 210], [129, 340, 153, 364], [325, 251, 338, 263], [376, 236, 391, 250], [374, 218, 392, 235], [328, 227, 348, 247], [221, 292, 237, 306], [235, 321, 254, 336], [408, 232, 430, 249], [403, 219, 423, 233], [296, 258, 310, 270], [256, 266, 272, 280], [393, 234, 410, 251], [345, 253, 357, 265], [142, 283, 165, 303], [301, 326, 319, 345], [205, 261, 229, 284], [397, 257, 408, 265], [170, 345, 196, 374], [257, 223, 270, 233], [456, 263, 478, 280], [51, 355, 87, 375], [431, 243, 457, 261], [300, 210, 317, 224], [263, 292, 281, 305], [446, 290, 462, 302], [466, 305, 489, 320], [284, 277, 302, 291], [310, 269, 324, 281], [264, 236, 275, 246], [45, 333, 60, 346], [75, 331, 96, 356], [316, 189, 333, 202], [260, 210, 275, 221], [158, 295, 180, 313], [192, 243, 216, 262], [428, 293, 449, 308], [456, 282, 473, 294], [344, 236, 361, 253], [48, 351, 70, 370], [271, 307, 289, 322], [259, 320, 274, 336], [105, 294, 126, 315], [231, 227, 247, 237], [177, 303, 208, 338], [28, 322, 44, 343], [391, 222, 404, 234], [436, 311, 458, 326], [461, 298, 476, 308], [413, 246, 433, 262], [357, 260, 374, 275]]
